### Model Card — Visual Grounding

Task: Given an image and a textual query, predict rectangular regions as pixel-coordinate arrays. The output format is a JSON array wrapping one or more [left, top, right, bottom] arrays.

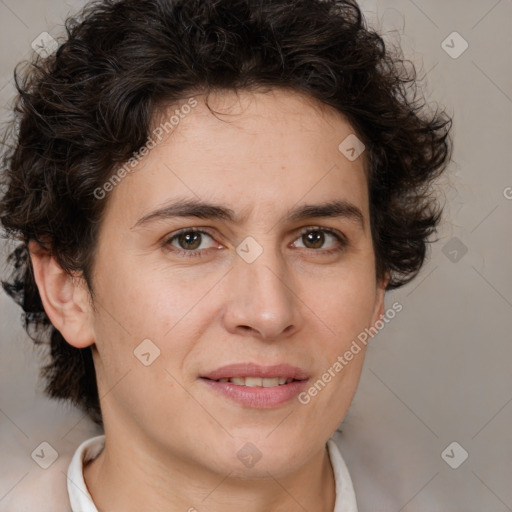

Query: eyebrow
[[132, 197, 365, 230]]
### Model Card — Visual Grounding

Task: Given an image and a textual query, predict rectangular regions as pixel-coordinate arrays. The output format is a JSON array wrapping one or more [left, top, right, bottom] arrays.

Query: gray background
[[0, 0, 511, 510]]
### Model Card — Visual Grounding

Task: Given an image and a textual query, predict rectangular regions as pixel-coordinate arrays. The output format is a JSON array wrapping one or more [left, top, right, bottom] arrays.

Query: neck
[[83, 427, 336, 512]]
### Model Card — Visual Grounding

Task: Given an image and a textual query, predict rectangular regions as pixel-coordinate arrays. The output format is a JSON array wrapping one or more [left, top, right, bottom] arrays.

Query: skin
[[30, 87, 388, 512]]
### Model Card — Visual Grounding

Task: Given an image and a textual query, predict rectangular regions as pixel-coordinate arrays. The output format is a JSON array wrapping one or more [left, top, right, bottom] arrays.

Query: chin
[[225, 454, 304, 480], [212, 436, 313, 479]]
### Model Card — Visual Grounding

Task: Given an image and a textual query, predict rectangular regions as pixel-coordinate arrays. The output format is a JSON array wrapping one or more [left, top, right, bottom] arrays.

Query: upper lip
[[200, 363, 309, 381]]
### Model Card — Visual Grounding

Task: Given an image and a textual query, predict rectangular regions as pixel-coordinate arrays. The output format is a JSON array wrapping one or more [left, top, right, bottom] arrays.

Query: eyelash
[[162, 226, 348, 258]]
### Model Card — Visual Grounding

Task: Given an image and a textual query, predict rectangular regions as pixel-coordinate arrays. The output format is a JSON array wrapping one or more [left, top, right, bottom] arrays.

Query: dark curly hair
[[0, 0, 452, 425]]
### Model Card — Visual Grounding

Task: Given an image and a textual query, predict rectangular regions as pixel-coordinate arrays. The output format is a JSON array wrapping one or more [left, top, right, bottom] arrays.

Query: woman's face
[[86, 87, 386, 478]]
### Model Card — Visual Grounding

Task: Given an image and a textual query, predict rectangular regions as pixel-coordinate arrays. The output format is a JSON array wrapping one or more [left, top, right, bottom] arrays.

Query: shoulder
[[0, 449, 73, 512], [1, 435, 104, 512]]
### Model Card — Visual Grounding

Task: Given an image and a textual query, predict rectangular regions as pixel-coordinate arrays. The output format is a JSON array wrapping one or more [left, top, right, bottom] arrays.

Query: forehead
[[103, 88, 369, 225], [154, 88, 364, 168]]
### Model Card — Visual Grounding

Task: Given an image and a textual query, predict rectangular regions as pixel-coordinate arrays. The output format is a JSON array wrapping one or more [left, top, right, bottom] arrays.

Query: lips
[[200, 364, 310, 408], [216, 376, 295, 387], [200, 363, 309, 383]]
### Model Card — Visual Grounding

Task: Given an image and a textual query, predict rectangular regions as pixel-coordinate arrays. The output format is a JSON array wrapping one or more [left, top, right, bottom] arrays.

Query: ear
[[369, 272, 389, 327], [28, 240, 95, 349]]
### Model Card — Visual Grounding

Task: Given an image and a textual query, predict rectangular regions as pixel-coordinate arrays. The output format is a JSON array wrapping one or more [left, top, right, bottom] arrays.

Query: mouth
[[203, 376, 300, 387], [199, 363, 309, 408], [200, 362, 309, 383]]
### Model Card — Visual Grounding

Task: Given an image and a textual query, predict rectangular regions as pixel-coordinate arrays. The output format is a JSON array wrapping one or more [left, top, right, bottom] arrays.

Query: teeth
[[217, 377, 295, 387], [245, 377, 263, 387]]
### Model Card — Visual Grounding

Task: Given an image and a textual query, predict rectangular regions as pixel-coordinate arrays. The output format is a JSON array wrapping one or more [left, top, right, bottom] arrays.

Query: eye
[[291, 227, 347, 253], [163, 226, 347, 259], [164, 228, 221, 257]]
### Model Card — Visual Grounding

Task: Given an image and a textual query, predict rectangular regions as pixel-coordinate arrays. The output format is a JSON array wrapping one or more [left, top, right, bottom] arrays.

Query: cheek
[[92, 252, 191, 334], [89, 252, 221, 386], [308, 267, 378, 344], [301, 273, 376, 411]]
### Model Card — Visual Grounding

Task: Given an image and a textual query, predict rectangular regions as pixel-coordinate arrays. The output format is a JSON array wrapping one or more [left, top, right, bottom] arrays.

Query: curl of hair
[[0, 0, 452, 423]]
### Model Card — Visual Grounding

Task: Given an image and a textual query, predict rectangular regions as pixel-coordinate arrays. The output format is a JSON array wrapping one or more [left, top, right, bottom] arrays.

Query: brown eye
[[176, 231, 203, 250], [292, 228, 346, 253], [302, 230, 325, 249], [165, 229, 217, 255]]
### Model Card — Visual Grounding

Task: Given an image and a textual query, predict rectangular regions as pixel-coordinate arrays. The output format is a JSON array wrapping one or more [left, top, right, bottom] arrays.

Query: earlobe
[[28, 241, 95, 349]]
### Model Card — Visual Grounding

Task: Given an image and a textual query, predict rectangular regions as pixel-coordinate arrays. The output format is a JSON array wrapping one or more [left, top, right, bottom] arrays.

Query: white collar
[[67, 432, 358, 512]]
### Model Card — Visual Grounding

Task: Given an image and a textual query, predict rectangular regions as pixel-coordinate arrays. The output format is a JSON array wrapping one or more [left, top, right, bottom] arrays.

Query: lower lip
[[200, 378, 309, 408]]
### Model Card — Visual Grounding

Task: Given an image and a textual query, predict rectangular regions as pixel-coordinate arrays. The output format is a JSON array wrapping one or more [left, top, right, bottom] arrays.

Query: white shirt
[[67, 430, 358, 511]]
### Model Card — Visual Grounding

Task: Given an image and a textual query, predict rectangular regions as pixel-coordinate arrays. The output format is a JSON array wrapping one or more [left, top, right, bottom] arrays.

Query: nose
[[221, 245, 302, 340]]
